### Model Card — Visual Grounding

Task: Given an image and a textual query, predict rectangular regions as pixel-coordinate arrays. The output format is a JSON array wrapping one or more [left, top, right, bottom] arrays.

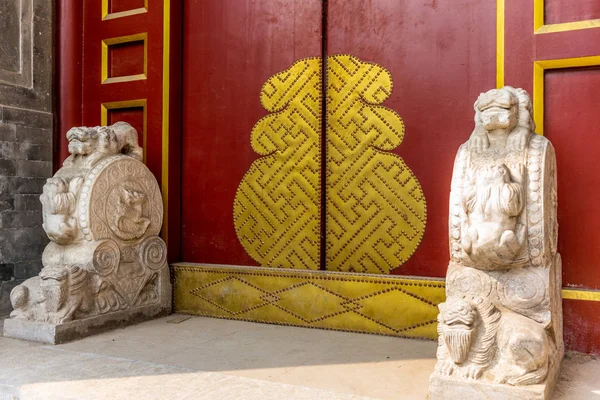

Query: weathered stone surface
[[4, 304, 170, 344], [0, 0, 53, 317], [4, 122, 171, 343], [429, 87, 563, 399], [0, 0, 53, 112]]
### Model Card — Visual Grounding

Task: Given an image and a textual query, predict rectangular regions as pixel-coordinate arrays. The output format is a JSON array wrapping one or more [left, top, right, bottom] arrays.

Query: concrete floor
[[0, 315, 599, 399]]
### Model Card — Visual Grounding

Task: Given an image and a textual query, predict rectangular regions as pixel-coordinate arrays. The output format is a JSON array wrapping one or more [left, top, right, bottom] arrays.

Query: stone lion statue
[[64, 121, 143, 169], [468, 86, 534, 152], [436, 295, 549, 385], [5, 122, 170, 343]]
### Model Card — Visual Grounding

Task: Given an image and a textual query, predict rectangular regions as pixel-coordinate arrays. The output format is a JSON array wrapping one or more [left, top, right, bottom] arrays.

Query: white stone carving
[[4, 122, 171, 344], [430, 87, 563, 400]]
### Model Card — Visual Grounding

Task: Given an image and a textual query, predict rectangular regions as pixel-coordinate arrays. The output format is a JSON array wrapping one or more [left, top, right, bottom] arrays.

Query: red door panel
[[181, 0, 322, 264], [327, 0, 497, 277], [545, 67, 600, 290]]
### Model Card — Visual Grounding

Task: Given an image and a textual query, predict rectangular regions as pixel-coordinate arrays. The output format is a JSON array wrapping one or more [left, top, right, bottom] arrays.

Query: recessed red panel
[[109, 40, 145, 78], [109, 0, 146, 14], [108, 107, 145, 149], [327, 0, 497, 278], [545, 67, 600, 290], [180, 0, 322, 265], [545, 0, 600, 25]]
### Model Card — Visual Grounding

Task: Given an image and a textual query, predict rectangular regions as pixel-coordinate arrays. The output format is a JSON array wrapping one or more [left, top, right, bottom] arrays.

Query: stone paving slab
[[0, 335, 374, 400], [0, 316, 599, 399]]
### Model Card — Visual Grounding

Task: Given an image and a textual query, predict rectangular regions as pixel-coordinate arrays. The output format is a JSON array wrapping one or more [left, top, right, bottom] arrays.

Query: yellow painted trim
[[537, 19, 600, 34], [100, 99, 148, 163], [533, 0, 544, 32], [533, 56, 600, 134], [161, 0, 170, 243], [101, 33, 148, 85], [102, 0, 148, 21], [173, 263, 445, 339], [562, 288, 600, 302], [496, 0, 505, 88]]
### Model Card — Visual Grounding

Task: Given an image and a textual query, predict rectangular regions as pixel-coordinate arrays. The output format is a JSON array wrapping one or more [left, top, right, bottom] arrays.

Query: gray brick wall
[[0, 0, 54, 317], [0, 108, 53, 316]]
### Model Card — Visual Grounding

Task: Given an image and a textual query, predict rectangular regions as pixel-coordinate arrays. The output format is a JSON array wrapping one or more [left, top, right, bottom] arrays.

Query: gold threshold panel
[[172, 263, 445, 340]]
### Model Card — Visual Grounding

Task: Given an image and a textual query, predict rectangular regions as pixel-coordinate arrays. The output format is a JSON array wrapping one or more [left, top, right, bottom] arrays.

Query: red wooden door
[[180, 0, 497, 275], [180, 1, 322, 265], [326, 0, 497, 277]]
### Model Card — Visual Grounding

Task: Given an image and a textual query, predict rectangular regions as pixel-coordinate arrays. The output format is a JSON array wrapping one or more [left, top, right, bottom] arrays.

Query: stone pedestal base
[[428, 359, 562, 400], [3, 304, 170, 344]]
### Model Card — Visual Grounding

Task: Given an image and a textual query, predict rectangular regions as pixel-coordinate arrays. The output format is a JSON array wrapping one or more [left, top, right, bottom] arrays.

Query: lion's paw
[[469, 134, 490, 152], [435, 360, 456, 377], [461, 364, 484, 380], [507, 130, 528, 151]]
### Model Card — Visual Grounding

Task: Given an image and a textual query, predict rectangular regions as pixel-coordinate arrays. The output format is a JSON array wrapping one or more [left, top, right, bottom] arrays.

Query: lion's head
[[438, 295, 501, 366], [64, 122, 143, 168], [469, 86, 534, 151]]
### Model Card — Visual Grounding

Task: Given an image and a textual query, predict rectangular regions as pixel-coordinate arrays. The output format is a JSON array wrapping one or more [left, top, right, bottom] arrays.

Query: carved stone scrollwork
[[430, 87, 563, 399], [4, 122, 171, 344]]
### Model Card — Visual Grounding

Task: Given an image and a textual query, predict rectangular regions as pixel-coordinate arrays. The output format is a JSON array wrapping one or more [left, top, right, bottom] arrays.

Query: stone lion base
[[3, 304, 170, 344], [429, 359, 562, 400]]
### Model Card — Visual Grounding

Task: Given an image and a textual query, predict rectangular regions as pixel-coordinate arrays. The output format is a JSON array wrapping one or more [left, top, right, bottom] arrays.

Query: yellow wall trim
[[563, 288, 600, 302], [161, 0, 170, 244], [102, 0, 148, 21], [496, 0, 505, 88]]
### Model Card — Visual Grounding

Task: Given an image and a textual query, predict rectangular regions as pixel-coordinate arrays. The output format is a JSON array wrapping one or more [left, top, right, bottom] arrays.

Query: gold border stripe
[[562, 289, 600, 302], [533, 0, 544, 32], [102, 0, 149, 21], [533, 55, 600, 134], [161, 0, 170, 244], [496, 0, 505, 88], [537, 19, 600, 34]]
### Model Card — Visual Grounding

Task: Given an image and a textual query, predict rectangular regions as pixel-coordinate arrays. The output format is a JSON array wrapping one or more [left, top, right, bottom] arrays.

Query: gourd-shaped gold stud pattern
[[234, 55, 426, 274]]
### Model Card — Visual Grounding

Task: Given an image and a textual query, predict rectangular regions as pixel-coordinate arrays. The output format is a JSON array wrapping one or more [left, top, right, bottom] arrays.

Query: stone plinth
[[429, 355, 562, 400]]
